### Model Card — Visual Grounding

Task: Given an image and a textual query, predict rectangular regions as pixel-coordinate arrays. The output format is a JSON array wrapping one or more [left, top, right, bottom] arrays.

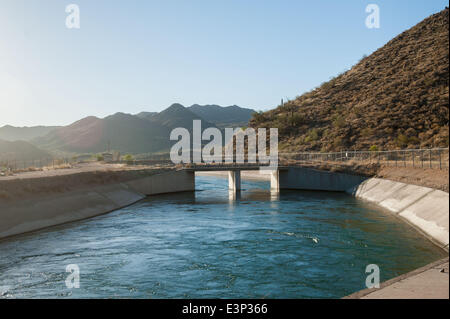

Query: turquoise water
[[0, 176, 445, 298]]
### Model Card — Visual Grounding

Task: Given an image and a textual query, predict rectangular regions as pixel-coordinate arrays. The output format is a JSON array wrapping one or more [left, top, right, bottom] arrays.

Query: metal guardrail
[[1, 148, 448, 175]]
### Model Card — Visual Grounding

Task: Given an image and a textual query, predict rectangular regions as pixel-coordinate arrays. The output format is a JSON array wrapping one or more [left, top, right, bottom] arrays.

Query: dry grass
[[10, 163, 73, 174], [376, 166, 449, 192]]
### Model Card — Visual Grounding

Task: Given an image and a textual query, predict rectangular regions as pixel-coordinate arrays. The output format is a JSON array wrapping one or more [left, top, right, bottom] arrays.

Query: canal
[[0, 176, 445, 298]]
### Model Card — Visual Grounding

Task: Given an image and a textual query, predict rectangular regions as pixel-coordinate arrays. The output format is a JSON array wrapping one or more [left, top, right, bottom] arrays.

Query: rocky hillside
[[250, 8, 449, 152]]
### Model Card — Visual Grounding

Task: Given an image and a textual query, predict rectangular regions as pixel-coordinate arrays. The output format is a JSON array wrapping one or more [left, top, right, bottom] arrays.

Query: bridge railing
[[1, 148, 448, 176]]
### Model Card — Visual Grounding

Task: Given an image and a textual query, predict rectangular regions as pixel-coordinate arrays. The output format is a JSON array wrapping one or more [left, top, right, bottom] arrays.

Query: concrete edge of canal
[[344, 257, 449, 299], [0, 169, 195, 240], [346, 177, 449, 252]]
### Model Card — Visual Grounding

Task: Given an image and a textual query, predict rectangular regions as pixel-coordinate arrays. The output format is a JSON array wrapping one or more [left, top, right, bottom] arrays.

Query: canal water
[[0, 176, 445, 298]]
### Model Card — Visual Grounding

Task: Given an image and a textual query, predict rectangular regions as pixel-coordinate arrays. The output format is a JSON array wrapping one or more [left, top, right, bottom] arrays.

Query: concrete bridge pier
[[228, 170, 241, 192], [270, 169, 280, 192]]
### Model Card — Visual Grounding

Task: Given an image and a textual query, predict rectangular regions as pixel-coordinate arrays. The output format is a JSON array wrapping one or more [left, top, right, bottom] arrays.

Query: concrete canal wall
[[347, 178, 449, 251], [279, 167, 368, 192], [0, 170, 195, 239]]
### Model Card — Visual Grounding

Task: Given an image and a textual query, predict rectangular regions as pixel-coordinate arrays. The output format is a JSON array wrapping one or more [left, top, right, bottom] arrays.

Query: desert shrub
[[271, 113, 305, 136], [96, 154, 104, 161], [291, 114, 305, 126], [361, 128, 373, 137], [369, 145, 379, 152], [405, 127, 417, 137], [307, 128, 321, 141], [332, 115, 346, 128], [423, 78, 434, 87], [332, 136, 344, 148], [384, 127, 394, 135], [396, 134, 409, 147], [250, 111, 268, 124], [408, 136, 420, 145], [123, 154, 134, 162]]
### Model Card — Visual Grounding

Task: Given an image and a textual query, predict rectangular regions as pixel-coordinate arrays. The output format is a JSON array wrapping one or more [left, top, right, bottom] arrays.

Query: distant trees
[[122, 154, 134, 162]]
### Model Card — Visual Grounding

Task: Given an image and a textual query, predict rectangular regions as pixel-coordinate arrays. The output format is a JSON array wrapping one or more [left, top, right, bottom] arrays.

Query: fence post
[[421, 150, 424, 168], [403, 151, 406, 167], [439, 149, 442, 170], [429, 149, 432, 169], [412, 150, 415, 168]]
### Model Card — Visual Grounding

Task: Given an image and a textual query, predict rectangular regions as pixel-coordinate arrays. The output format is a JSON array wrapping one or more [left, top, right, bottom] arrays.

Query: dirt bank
[[376, 167, 449, 192]]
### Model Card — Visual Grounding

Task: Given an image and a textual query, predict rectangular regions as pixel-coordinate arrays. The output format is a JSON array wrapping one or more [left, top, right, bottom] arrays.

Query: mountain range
[[0, 104, 255, 159]]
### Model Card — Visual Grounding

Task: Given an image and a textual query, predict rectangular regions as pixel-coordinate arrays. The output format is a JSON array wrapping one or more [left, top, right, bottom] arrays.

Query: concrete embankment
[[347, 178, 449, 251], [345, 257, 449, 299], [0, 169, 194, 239], [279, 167, 368, 192]]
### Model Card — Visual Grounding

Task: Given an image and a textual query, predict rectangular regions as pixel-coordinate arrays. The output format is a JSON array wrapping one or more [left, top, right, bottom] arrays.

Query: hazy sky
[[0, 0, 448, 127]]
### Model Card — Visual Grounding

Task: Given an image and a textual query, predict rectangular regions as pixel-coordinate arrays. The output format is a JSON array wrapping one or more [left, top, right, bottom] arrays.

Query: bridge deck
[[180, 165, 289, 172]]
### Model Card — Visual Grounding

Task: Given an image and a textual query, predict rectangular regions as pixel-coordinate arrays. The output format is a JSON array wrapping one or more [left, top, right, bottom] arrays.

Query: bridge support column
[[228, 170, 241, 192], [270, 169, 279, 192]]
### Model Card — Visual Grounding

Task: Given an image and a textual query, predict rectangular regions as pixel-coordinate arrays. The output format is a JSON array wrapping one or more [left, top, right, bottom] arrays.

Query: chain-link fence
[[0, 157, 77, 175], [279, 148, 449, 170], [1, 148, 448, 175]]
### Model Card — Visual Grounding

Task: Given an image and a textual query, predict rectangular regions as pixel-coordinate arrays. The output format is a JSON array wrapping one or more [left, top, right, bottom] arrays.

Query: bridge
[[173, 148, 449, 193], [181, 164, 288, 192]]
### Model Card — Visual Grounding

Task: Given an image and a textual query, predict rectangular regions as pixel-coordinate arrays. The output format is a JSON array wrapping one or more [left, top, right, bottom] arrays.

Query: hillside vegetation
[[250, 8, 449, 152]]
